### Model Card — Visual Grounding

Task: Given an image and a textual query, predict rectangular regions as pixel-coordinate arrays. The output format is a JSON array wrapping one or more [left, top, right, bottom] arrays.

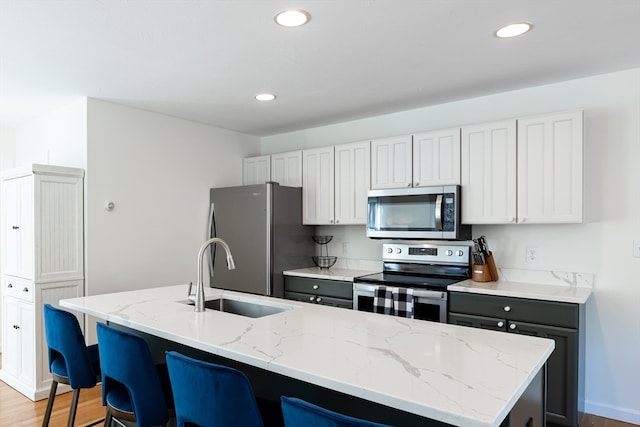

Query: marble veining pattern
[[61, 284, 553, 427]]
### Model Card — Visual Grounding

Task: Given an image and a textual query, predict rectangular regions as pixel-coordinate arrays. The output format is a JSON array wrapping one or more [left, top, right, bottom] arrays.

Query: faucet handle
[[187, 281, 194, 299]]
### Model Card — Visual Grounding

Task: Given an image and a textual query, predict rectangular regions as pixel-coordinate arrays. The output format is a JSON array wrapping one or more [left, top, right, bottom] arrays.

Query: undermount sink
[[182, 297, 289, 318]]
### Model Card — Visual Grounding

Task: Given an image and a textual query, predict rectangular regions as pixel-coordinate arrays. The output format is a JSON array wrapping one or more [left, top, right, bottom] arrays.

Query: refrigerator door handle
[[207, 202, 216, 277]]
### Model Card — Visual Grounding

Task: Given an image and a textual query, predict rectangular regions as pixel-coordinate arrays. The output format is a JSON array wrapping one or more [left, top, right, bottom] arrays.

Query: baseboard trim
[[585, 400, 640, 425]]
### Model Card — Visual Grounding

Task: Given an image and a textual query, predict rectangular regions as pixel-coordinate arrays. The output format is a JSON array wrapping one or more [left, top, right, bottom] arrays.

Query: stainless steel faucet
[[194, 237, 236, 312]]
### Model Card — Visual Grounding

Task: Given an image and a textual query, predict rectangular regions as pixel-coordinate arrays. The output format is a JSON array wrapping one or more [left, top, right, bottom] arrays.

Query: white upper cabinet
[[302, 147, 335, 225], [413, 128, 461, 186], [242, 155, 271, 185], [371, 135, 413, 189], [271, 150, 303, 187], [334, 141, 371, 225], [461, 120, 518, 224], [517, 110, 583, 223], [461, 110, 584, 225]]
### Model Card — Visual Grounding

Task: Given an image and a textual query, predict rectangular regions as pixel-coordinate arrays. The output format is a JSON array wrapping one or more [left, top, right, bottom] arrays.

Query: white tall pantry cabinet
[[0, 164, 84, 401]]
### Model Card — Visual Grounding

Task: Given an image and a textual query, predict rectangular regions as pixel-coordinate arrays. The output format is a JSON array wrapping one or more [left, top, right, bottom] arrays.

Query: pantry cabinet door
[[517, 110, 583, 223], [413, 128, 461, 186], [461, 120, 517, 224], [335, 141, 370, 225], [371, 135, 413, 189]]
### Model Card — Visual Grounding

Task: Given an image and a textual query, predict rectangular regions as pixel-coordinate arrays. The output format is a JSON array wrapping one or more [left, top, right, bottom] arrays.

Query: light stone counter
[[448, 268, 593, 304], [61, 284, 553, 427]]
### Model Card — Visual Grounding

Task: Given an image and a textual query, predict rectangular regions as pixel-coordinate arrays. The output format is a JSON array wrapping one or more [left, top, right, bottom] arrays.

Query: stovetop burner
[[353, 243, 471, 290]]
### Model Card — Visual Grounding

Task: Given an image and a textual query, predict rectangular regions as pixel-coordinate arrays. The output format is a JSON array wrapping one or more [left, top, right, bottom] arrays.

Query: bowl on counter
[[312, 256, 337, 269]]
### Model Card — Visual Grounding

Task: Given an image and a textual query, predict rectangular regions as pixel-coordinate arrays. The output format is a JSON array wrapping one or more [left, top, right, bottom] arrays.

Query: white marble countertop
[[61, 284, 553, 427], [283, 266, 379, 282], [449, 269, 593, 304]]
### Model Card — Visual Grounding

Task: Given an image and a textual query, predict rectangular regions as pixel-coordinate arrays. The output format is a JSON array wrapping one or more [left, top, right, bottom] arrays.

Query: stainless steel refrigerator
[[208, 183, 314, 298]]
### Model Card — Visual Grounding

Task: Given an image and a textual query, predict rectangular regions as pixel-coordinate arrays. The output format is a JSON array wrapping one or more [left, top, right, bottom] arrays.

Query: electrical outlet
[[526, 247, 538, 263], [634, 240, 640, 258]]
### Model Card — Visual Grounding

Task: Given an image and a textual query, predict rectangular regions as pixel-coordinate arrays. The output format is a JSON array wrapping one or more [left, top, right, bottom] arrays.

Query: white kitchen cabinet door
[[517, 110, 583, 223], [302, 147, 334, 225], [413, 128, 461, 186], [1, 297, 35, 386], [242, 155, 271, 185], [335, 141, 370, 225], [371, 135, 413, 189], [461, 120, 517, 224], [2, 176, 34, 279], [271, 150, 302, 187]]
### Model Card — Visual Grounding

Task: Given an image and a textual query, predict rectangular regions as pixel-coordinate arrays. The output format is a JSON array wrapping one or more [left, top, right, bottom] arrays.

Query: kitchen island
[[61, 284, 553, 427]]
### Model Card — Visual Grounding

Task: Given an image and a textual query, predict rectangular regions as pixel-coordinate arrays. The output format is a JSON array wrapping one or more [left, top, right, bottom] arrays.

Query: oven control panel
[[382, 243, 470, 265]]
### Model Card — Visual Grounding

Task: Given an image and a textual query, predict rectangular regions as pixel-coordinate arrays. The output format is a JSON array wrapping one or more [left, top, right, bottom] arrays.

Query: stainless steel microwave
[[366, 185, 471, 240]]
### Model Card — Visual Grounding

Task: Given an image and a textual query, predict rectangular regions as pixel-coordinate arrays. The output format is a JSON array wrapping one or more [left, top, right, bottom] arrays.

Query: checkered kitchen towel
[[392, 287, 414, 319], [373, 286, 394, 315], [374, 286, 414, 318]]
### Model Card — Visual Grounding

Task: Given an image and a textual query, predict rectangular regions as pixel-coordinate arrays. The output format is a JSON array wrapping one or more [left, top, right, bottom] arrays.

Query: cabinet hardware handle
[[23, 287, 29, 292], [7, 283, 12, 288], [309, 296, 316, 302], [509, 323, 517, 330], [312, 284, 319, 290], [12, 225, 19, 230], [335, 220, 339, 224], [13, 325, 20, 329], [407, 183, 412, 187], [316, 297, 322, 303], [415, 182, 419, 187], [329, 220, 334, 224], [503, 306, 511, 312], [497, 321, 504, 328]]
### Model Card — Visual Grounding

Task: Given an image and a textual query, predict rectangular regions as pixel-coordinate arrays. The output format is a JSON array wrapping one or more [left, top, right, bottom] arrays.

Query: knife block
[[472, 252, 499, 282]]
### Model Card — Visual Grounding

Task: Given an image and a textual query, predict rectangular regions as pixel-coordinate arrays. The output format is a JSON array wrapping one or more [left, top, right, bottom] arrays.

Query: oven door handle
[[434, 194, 443, 230]]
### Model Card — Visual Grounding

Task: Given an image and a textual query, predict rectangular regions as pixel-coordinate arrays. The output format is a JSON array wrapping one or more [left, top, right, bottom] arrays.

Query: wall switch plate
[[526, 247, 538, 263], [634, 240, 640, 258]]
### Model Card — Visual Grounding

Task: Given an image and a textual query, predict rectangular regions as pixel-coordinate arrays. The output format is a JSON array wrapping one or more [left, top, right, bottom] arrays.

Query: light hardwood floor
[[0, 362, 636, 426]]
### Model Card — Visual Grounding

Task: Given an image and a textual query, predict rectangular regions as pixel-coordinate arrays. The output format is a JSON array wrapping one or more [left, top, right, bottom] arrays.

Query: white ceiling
[[1, 1, 639, 137]]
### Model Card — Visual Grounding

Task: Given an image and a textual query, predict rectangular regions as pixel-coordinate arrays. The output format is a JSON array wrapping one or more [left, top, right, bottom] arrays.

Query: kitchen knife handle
[[434, 195, 443, 230]]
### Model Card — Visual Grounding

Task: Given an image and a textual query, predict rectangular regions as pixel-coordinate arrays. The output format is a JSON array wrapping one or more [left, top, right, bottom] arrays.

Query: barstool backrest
[[96, 323, 170, 427], [166, 351, 264, 427], [43, 304, 98, 388], [281, 396, 394, 427]]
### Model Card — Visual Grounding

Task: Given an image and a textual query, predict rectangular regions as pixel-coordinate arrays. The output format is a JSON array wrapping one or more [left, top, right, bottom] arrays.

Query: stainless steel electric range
[[353, 242, 471, 322]]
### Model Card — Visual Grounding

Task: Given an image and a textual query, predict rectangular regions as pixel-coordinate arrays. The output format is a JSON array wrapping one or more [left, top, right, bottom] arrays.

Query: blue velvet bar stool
[[165, 351, 264, 427], [95, 322, 174, 427], [42, 304, 102, 427], [281, 396, 393, 427]]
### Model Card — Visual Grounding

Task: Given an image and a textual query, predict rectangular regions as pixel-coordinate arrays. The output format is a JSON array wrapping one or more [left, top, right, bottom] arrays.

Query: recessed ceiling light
[[274, 10, 310, 27], [255, 93, 276, 101], [495, 22, 533, 38]]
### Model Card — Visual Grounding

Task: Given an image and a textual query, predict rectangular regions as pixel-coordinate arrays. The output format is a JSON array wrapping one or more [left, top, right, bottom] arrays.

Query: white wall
[[261, 68, 640, 424], [84, 100, 260, 338], [0, 126, 16, 171], [14, 97, 87, 169]]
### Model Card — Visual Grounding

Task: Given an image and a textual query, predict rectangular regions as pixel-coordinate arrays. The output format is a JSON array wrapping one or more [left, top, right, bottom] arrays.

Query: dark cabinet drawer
[[284, 291, 352, 309], [449, 292, 579, 329], [284, 276, 352, 300]]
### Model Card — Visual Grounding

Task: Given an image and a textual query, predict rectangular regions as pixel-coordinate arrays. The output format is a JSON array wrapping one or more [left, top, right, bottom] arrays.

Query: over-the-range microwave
[[366, 185, 472, 240]]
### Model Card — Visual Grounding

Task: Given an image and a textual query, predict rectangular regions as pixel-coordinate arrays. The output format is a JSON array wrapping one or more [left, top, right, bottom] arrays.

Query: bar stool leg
[[41, 380, 58, 427], [67, 388, 80, 427]]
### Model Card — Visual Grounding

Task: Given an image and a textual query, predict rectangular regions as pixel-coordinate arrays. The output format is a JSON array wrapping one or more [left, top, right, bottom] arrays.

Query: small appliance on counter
[[312, 235, 337, 269], [471, 235, 499, 282]]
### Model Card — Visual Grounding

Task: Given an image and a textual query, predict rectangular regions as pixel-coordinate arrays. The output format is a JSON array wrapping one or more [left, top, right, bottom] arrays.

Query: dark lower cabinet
[[284, 276, 353, 309], [449, 292, 585, 427]]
